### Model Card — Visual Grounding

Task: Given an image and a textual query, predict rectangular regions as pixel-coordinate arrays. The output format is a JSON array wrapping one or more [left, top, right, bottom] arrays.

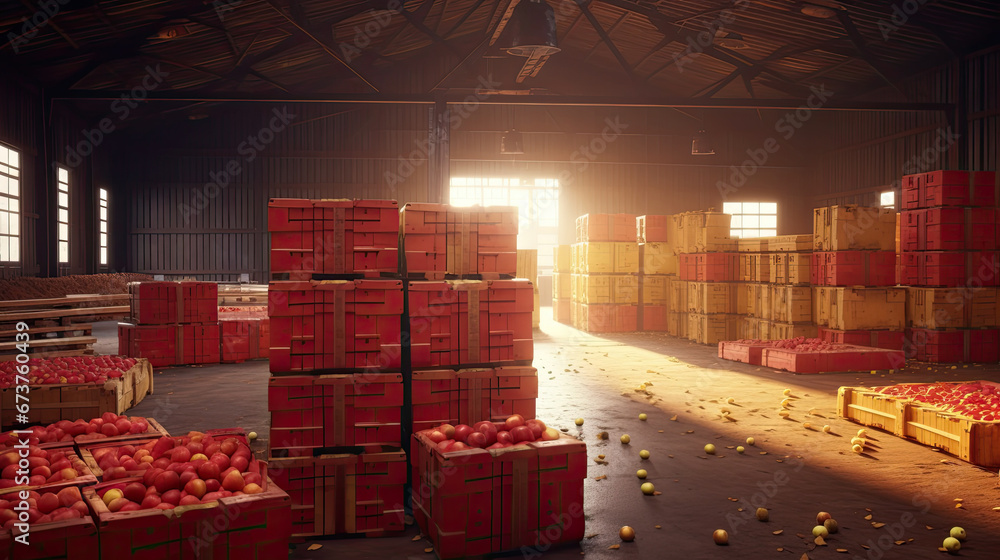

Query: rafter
[[267, 0, 379, 92], [379, 0, 464, 58], [582, 13, 629, 63], [577, 1, 638, 83], [440, 0, 489, 38], [835, 10, 905, 97], [17, 0, 79, 49]]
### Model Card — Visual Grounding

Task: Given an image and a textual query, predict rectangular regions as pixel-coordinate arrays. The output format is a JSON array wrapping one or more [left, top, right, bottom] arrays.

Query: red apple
[[179, 495, 201, 506], [205, 478, 221, 493], [184, 478, 207, 499], [123, 483, 146, 503], [36, 493, 59, 514], [140, 494, 161, 509], [496, 431, 513, 445], [243, 472, 262, 486], [222, 470, 245, 492], [438, 424, 456, 439], [453, 424, 474, 443], [541, 427, 560, 441], [220, 439, 238, 457], [160, 490, 181, 506], [510, 425, 534, 443], [505, 414, 525, 430], [426, 430, 447, 444], [179, 471, 198, 488], [525, 419, 546, 439], [154, 471, 180, 493], [104, 467, 128, 481], [57, 487, 81, 507], [466, 431, 488, 449], [197, 461, 220, 481]]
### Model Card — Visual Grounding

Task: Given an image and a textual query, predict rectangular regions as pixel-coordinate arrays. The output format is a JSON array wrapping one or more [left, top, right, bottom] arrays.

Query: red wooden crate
[[763, 343, 904, 374], [269, 280, 404, 373], [679, 254, 697, 281], [636, 215, 669, 243], [576, 213, 636, 242], [717, 340, 786, 366], [400, 204, 519, 276], [269, 199, 399, 276], [639, 305, 668, 331], [411, 430, 586, 560], [220, 319, 251, 363], [268, 449, 405, 538], [900, 208, 999, 251], [901, 170, 997, 210], [578, 304, 637, 333], [127, 282, 217, 325], [399, 203, 448, 274], [407, 280, 533, 368], [83, 472, 290, 560], [903, 329, 1000, 363], [268, 373, 403, 455], [811, 251, 896, 287], [181, 323, 220, 365], [257, 318, 270, 359], [118, 323, 176, 368], [0, 480, 99, 560], [410, 368, 538, 433], [902, 251, 1000, 287], [817, 327, 905, 350], [696, 252, 739, 282]]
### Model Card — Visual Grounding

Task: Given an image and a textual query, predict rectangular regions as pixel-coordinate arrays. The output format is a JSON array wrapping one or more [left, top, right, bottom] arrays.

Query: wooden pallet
[[0, 335, 98, 361], [0, 305, 129, 323], [0, 323, 93, 339], [0, 294, 128, 311], [838, 383, 1000, 468], [0, 359, 154, 429]]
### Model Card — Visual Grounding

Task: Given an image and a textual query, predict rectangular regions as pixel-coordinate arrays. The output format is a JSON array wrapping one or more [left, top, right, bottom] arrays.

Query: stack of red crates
[[267, 199, 408, 540], [399, 203, 518, 277], [269, 198, 399, 278], [118, 281, 220, 367], [900, 170, 1000, 362], [811, 209, 902, 350]]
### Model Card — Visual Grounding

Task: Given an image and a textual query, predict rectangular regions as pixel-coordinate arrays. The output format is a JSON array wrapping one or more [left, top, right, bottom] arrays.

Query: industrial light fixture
[[501, 130, 525, 155], [715, 31, 748, 49], [691, 130, 715, 156], [504, 0, 561, 58], [800, 1, 844, 19]]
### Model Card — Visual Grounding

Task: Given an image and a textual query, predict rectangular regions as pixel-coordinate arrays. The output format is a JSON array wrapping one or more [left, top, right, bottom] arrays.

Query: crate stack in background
[[737, 236, 771, 340], [900, 171, 1000, 363], [570, 213, 639, 332], [266, 198, 407, 539], [517, 249, 541, 328], [118, 281, 220, 367], [755, 235, 816, 340], [812, 205, 906, 349], [636, 215, 678, 331], [676, 211, 739, 344], [552, 244, 572, 324]]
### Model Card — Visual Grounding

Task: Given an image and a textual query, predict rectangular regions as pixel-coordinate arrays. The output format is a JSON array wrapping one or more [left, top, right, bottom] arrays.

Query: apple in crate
[[1, 486, 87, 530]]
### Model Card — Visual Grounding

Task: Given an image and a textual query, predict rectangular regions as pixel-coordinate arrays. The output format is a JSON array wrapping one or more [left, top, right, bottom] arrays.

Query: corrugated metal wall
[[113, 102, 810, 281], [811, 48, 1000, 205]]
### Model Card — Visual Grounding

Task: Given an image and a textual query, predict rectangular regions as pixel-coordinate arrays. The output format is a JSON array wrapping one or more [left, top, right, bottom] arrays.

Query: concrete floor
[[96, 314, 1000, 559]]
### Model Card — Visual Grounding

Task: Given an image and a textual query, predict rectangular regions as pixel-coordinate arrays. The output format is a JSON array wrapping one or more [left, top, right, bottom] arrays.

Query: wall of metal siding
[[811, 50, 1000, 204], [114, 103, 430, 282], [0, 79, 40, 279]]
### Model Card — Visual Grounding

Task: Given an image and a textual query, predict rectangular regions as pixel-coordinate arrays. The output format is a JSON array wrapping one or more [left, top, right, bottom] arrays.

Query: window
[[449, 177, 560, 274], [57, 167, 69, 264], [880, 190, 895, 209], [723, 201, 778, 238], [0, 145, 20, 263], [99, 188, 109, 266]]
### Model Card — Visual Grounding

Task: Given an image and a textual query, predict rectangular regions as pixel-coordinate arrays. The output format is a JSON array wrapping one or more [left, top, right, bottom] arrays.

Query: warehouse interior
[[2, 0, 1000, 558]]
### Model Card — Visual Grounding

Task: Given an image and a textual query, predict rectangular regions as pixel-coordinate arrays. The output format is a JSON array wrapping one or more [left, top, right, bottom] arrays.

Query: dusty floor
[[98, 312, 1000, 559]]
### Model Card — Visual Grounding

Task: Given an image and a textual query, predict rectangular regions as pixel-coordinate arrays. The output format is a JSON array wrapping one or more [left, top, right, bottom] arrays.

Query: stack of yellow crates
[[813, 206, 905, 334], [637, 215, 677, 331], [571, 214, 639, 333], [552, 245, 572, 324], [517, 249, 540, 328], [678, 211, 739, 344]]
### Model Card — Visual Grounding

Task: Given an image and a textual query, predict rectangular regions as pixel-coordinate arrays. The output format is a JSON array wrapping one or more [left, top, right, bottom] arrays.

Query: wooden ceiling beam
[[577, 1, 638, 83], [582, 12, 629, 63], [441, 0, 489, 38], [835, 10, 905, 98]]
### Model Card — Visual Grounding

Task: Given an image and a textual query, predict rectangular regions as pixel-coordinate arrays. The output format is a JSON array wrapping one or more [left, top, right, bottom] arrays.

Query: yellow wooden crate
[[813, 205, 896, 251], [838, 383, 1000, 468], [770, 286, 813, 324], [769, 321, 818, 339], [639, 243, 678, 275], [554, 244, 572, 273], [687, 282, 739, 314], [739, 317, 771, 340], [577, 274, 638, 305], [737, 238, 771, 253], [817, 287, 906, 330], [639, 275, 669, 306], [552, 298, 571, 324], [677, 211, 733, 253], [516, 249, 538, 284], [742, 283, 770, 318], [906, 287, 998, 329], [552, 272, 572, 300], [577, 242, 639, 274], [687, 313, 740, 345], [770, 252, 811, 285], [768, 234, 812, 252], [667, 312, 688, 338], [668, 278, 688, 311]]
